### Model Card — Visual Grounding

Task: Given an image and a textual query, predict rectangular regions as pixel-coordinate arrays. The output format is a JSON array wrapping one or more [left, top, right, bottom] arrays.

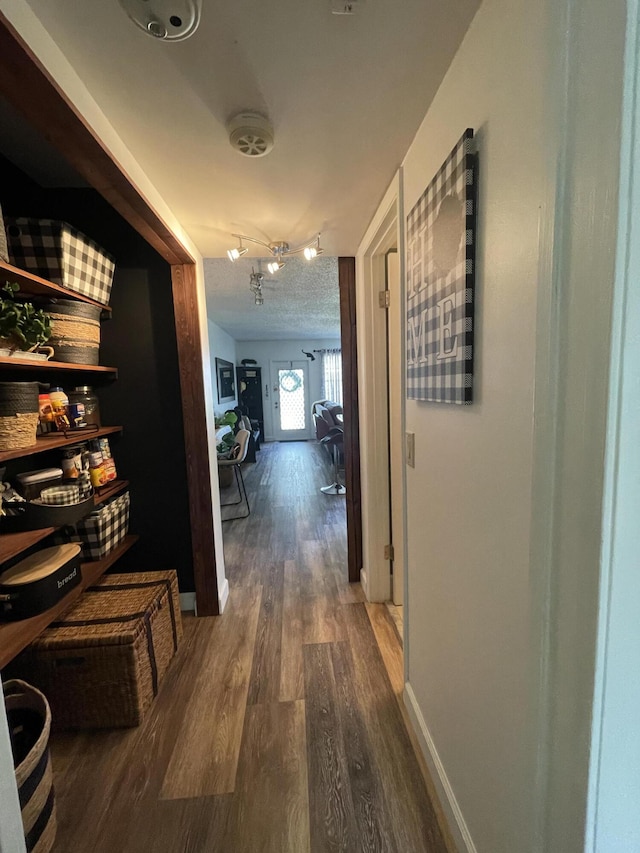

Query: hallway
[[50, 442, 446, 852]]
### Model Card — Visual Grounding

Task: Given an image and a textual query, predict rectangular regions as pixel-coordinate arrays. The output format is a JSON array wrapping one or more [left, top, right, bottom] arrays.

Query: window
[[321, 349, 343, 405]]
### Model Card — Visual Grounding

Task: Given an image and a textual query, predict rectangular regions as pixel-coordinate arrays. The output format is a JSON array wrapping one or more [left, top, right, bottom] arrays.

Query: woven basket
[[0, 382, 40, 450], [3, 679, 57, 853], [47, 299, 101, 365], [21, 572, 182, 729]]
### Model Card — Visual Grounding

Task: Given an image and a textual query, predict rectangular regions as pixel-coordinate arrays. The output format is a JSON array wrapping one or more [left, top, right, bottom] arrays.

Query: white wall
[[235, 339, 339, 441], [384, 0, 628, 851], [208, 319, 238, 415], [400, 0, 547, 849]]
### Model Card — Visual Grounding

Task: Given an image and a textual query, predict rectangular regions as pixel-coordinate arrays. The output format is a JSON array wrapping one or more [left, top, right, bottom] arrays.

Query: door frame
[[270, 359, 312, 441], [355, 175, 404, 603], [339, 257, 363, 583]]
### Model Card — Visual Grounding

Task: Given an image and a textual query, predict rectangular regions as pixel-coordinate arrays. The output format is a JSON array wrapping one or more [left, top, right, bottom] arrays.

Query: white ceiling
[[13, 0, 480, 339]]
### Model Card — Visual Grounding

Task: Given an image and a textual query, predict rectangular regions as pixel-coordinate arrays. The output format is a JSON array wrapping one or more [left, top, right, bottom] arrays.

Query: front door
[[270, 360, 310, 441]]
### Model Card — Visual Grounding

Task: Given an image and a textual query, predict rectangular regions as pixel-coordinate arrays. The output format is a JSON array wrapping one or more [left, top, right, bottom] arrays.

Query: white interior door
[[386, 250, 405, 606], [270, 360, 310, 441]]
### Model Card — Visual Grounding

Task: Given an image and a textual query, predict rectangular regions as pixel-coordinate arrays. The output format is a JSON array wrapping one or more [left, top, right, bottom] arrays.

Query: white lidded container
[[16, 468, 63, 501]]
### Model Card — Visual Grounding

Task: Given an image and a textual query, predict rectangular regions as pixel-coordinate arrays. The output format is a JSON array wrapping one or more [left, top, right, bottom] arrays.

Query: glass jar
[[69, 385, 101, 426]]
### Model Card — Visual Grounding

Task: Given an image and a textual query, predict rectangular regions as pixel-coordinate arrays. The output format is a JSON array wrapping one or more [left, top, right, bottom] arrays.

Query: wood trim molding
[[171, 264, 219, 615], [0, 13, 194, 266], [339, 257, 363, 582]]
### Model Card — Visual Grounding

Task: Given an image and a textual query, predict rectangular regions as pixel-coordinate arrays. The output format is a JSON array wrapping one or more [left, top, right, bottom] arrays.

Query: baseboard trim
[[179, 592, 196, 613], [218, 577, 230, 613], [404, 682, 477, 853]]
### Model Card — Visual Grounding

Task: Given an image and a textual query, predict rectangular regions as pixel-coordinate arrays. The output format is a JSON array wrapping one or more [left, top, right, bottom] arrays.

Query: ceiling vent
[[227, 112, 274, 158], [118, 0, 202, 41]]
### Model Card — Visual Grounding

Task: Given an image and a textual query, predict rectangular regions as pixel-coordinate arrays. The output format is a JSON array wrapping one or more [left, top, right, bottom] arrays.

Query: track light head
[[304, 235, 323, 260], [227, 243, 248, 262], [267, 260, 286, 274]]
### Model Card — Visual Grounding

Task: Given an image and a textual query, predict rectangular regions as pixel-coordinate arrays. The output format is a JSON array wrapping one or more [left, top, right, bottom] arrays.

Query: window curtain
[[321, 348, 343, 405]]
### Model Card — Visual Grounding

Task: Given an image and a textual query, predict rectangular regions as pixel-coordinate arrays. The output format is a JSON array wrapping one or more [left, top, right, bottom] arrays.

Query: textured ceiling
[[204, 256, 340, 341]]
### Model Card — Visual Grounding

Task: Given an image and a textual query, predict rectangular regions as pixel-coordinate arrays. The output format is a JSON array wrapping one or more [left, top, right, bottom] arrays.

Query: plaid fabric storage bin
[[6, 218, 115, 306], [56, 491, 129, 560]]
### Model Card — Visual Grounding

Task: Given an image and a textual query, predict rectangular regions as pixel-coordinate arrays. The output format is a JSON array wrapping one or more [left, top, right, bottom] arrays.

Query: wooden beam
[[338, 257, 363, 583], [171, 264, 219, 615], [0, 13, 194, 266]]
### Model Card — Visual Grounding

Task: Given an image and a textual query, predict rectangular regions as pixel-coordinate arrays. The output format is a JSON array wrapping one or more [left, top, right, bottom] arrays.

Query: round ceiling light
[[227, 112, 275, 158]]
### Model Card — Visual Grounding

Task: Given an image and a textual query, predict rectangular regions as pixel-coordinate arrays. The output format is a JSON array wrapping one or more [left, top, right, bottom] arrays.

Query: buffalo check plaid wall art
[[406, 129, 477, 404]]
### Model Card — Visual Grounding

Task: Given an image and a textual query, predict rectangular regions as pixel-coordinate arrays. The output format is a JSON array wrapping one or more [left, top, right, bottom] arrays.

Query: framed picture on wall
[[406, 128, 477, 404], [216, 357, 236, 403]]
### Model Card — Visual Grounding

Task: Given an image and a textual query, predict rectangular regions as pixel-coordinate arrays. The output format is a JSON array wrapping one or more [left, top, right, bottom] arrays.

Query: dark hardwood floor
[[49, 441, 448, 852]]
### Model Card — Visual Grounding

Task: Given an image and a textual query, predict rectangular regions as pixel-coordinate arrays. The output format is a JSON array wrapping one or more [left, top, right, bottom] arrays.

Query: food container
[[37, 484, 80, 506], [16, 468, 63, 501], [0, 543, 82, 620], [38, 393, 55, 435], [69, 387, 101, 427]]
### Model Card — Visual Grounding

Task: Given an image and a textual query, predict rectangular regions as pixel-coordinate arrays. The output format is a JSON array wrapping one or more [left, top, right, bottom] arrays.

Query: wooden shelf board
[[0, 534, 139, 669], [0, 526, 56, 563], [93, 479, 129, 507], [0, 260, 112, 314], [0, 425, 122, 463], [0, 480, 128, 562], [0, 356, 117, 374]]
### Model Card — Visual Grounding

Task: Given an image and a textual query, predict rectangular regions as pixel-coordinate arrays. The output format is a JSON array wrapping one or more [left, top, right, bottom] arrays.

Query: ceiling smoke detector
[[227, 112, 274, 158]]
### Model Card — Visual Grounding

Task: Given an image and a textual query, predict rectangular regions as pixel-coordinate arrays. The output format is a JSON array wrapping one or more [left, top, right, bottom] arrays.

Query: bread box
[[0, 544, 82, 620]]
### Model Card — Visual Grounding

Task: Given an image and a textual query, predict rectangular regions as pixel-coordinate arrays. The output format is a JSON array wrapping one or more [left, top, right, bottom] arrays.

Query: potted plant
[[0, 282, 52, 358]]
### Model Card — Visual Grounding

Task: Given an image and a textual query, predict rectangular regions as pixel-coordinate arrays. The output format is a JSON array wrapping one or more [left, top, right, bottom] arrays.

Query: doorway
[[270, 360, 311, 441]]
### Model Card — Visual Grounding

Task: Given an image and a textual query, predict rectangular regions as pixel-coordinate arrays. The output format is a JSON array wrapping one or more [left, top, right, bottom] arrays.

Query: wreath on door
[[279, 370, 302, 394]]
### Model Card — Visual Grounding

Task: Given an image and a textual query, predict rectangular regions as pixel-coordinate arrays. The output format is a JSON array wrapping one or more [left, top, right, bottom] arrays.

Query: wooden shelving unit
[[0, 260, 112, 315], [0, 258, 140, 669], [0, 534, 139, 669], [0, 356, 117, 375], [0, 425, 122, 463]]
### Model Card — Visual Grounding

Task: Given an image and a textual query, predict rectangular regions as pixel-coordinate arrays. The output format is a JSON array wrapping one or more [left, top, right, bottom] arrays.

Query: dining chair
[[218, 428, 251, 520]]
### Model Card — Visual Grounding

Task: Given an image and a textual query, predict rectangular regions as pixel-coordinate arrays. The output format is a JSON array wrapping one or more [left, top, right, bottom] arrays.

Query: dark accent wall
[[0, 155, 195, 590]]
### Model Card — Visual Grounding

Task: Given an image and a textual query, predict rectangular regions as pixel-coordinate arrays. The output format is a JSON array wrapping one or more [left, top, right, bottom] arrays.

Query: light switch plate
[[406, 432, 415, 468]]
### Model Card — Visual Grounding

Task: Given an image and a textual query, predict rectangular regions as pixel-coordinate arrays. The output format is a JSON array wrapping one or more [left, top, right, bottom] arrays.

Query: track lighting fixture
[[227, 232, 323, 268]]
